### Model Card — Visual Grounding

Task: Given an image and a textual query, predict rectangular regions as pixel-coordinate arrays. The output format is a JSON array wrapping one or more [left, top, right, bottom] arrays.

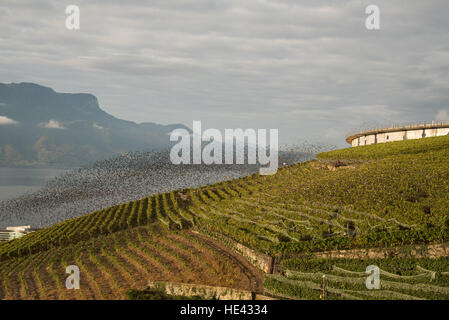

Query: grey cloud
[[39, 119, 66, 129], [1, 0, 448, 147], [435, 110, 449, 122], [0, 115, 17, 125]]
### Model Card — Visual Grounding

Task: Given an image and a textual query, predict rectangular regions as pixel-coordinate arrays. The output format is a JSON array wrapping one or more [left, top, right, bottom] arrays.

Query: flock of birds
[[0, 143, 328, 229]]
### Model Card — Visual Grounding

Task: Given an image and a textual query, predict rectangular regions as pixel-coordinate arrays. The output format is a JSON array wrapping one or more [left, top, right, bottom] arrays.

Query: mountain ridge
[[0, 82, 190, 167]]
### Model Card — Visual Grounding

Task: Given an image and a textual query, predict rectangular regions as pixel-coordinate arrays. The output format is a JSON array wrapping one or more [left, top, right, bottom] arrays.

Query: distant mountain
[[0, 82, 190, 167]]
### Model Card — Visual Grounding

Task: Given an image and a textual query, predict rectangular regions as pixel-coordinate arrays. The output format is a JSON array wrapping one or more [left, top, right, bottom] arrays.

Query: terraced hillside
[[0, 135, 448, 299], [265, 257, 449, 300], [0, 225, 262, 299]]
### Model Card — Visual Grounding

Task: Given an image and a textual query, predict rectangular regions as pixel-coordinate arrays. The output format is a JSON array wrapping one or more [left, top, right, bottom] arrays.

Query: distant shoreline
[[0, 165, 79, 170], [0, 167, 74, 203]]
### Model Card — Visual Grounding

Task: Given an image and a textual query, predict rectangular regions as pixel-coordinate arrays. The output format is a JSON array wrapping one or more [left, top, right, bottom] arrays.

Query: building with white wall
[[346, 122, 449, 147], [0, 225, 37, 242]]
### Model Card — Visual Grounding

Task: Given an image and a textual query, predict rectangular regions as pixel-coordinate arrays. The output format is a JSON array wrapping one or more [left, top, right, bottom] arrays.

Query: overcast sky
[[1, 0, 448, 147]]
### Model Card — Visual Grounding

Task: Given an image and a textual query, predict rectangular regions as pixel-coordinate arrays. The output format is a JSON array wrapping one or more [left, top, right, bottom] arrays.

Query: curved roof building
[[346, 122, 449, 147]]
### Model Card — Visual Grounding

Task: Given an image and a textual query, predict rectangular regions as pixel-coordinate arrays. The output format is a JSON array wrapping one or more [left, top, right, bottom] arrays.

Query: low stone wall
[[255, 294, 277, 300], [233, 242, 274, 274], [148, 281, 253, 300], [313, 242, 449, 259]]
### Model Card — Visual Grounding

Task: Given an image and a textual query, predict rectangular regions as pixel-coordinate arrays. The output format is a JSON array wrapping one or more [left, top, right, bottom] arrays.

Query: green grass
[[2, 135, 449, 258], [318, 134, 449, 160], [263, 256, 449, 300], [1, 134, 449, 300], [190, 135, 449, 255]]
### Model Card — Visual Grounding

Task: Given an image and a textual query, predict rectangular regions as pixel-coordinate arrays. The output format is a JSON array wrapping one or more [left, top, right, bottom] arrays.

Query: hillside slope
[[1, 135, 448, 299], [0, 82, 190, 167]]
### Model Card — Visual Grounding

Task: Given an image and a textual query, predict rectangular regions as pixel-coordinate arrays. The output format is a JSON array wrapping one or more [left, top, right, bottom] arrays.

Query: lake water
[[0, 167, 70, 201]]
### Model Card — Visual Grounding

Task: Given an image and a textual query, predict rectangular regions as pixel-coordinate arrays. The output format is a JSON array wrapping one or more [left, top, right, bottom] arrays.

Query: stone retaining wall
[[313, 242, 449, 259], [148, 281, 253, 300]]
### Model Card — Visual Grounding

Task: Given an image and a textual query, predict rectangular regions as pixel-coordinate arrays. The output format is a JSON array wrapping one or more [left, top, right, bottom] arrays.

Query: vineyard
[[0, 225, 262, 299], [264, 257, 449, 300], [0, 134, 448, 299]]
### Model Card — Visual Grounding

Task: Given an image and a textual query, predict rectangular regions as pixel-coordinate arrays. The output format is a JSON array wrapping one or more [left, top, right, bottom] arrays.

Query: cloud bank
[[39, 119, 66, 129], [435, 110, 449, 122], [0, 115, 17, 125], [1, 0, 448, 146]]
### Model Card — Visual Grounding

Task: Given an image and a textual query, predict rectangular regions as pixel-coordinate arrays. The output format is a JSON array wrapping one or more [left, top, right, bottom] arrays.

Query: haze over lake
[[0, 167, 69, 201]]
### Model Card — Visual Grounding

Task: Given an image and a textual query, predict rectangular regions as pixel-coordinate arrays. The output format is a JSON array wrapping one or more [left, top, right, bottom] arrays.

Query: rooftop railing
[[346, 121, 449, 140]]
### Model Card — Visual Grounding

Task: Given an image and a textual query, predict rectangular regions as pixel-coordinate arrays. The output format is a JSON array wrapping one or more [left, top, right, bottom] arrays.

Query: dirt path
[[189, 231, 265, 293]]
